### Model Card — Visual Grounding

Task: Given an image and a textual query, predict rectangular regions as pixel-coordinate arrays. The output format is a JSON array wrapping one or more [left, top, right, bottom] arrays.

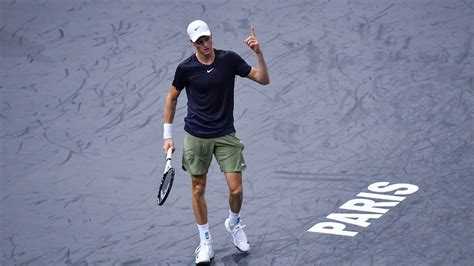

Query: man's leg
[[214, 133, 249, 252], [191, 174, 214, 263], [183, 132, 215, 263]]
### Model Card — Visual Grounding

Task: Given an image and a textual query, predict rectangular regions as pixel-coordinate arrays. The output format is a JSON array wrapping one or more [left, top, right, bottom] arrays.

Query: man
[[162, 19, 269, 264]]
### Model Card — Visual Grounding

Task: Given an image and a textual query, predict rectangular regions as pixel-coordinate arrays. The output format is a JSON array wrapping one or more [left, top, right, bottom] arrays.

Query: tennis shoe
[[225, 218, 249, 252], [195, 241, 214, 264]]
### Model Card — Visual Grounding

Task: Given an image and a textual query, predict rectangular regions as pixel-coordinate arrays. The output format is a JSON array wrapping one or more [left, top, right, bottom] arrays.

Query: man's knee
[[226, 172, 243, 196], [192, 175, 207, 197], [229, 186, 242, 197], [228, 183, 242, 198]]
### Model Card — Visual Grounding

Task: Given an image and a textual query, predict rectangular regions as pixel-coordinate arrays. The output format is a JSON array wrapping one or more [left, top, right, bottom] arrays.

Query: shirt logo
[[207, 68, 214, 73]]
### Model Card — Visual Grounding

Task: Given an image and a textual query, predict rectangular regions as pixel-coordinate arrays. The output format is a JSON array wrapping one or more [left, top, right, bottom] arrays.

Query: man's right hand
[[163, 138, 175, 155]]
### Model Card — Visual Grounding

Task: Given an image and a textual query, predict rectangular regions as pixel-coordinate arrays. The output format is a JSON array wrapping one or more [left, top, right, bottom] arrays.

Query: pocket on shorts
[[228, 133, 244, 150]]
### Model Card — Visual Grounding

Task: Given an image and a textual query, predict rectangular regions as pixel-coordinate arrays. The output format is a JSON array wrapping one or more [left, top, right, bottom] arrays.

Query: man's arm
[[245, 27, 270, 85], [163, 85, 181, 154]]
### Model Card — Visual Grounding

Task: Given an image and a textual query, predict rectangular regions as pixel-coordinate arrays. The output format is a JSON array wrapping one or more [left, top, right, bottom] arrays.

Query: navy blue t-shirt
[[172, 49, 252, 138]]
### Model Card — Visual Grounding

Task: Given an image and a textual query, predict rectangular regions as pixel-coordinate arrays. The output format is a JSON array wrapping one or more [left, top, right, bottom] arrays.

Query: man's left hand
[[245, 27, 261, 54]]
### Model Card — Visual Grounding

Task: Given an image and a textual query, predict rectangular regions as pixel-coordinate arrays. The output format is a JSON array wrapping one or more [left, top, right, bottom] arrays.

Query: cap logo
[[187, 20, 210, 42]]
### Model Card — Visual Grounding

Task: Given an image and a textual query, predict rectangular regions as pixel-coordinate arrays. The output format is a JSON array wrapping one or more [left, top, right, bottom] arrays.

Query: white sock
[[197, 223, 212, 244], [228, 210, 240, 225]]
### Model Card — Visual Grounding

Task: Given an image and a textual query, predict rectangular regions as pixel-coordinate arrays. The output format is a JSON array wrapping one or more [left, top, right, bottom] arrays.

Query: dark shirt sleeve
[[230, 51, 252, 77], [172, 64, 187, 90]]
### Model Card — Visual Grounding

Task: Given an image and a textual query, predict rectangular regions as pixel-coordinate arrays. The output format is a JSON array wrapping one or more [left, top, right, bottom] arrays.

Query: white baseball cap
[[187, 20, 211, 42]]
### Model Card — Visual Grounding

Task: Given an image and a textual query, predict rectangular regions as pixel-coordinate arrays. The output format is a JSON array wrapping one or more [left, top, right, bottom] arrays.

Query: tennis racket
[[157, 148, 175, 206]]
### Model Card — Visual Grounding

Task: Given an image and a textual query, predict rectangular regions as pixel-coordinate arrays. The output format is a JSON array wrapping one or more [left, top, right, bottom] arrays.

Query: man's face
[[193, 35, 212, 55]]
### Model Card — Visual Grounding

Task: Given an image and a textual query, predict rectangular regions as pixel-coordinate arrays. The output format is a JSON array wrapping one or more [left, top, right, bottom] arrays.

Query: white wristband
[[163, 123, 173, 139]]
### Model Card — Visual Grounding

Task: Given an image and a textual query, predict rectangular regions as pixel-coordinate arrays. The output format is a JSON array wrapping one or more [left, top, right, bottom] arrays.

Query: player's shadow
[[220, 252, 250, 265], [190, 250, 250, 265]]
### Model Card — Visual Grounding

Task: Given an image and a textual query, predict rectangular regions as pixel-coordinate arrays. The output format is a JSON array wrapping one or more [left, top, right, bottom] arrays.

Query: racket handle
[[166, 147, 173, 160]]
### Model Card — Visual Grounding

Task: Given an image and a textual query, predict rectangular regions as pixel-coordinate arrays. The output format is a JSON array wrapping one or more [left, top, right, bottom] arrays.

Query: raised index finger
[[251, 26, 257, 37]]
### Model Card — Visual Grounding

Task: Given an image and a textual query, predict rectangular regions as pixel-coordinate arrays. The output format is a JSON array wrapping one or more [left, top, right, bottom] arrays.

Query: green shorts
[[182, 132, 246, 176]]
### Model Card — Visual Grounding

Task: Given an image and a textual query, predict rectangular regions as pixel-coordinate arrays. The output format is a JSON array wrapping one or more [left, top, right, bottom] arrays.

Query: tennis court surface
[[1, 0, 473, 265]]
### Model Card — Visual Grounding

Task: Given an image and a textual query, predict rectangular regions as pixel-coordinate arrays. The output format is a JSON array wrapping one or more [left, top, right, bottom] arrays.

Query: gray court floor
[[1, 0, 473, 265]]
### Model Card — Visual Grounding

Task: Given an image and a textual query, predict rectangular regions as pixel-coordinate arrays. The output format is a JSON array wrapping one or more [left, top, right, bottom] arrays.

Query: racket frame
[[157, 148, 174, 206]]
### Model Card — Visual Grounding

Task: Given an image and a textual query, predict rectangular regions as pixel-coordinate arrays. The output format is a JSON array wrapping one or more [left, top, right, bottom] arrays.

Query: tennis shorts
[[182, 132, 246, 176]]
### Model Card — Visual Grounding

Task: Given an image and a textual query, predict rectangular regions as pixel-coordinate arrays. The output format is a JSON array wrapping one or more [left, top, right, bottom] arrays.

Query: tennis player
[[162, 20, 269, 264]]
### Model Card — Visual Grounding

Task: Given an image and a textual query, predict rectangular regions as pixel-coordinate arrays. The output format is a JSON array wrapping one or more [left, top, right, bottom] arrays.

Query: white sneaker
[[224, 218, 250, 252], [195, 242, 214, 264]]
